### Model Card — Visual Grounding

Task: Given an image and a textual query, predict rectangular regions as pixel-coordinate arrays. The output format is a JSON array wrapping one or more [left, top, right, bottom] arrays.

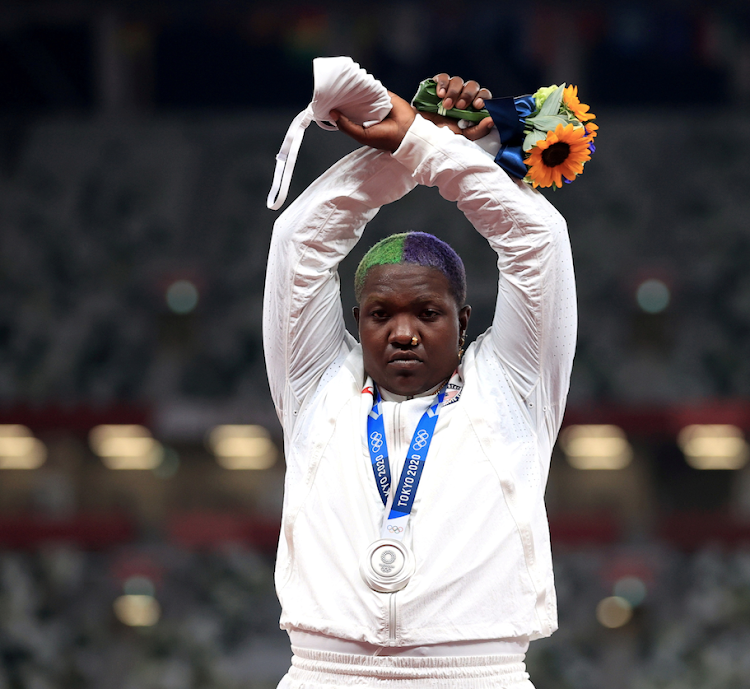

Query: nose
[[389, 314, 417, 346]]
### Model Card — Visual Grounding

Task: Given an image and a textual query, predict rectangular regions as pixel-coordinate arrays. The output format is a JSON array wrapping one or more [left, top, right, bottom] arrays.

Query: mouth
[[388, 352, 423, 367]]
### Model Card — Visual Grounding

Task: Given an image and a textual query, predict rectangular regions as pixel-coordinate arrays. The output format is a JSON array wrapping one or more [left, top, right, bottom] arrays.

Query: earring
[[411, 336, 418, 346], [458, 333, 465, 361]]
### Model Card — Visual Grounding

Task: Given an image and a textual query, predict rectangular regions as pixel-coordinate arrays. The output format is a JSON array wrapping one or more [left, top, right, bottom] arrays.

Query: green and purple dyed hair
[[354, 232, 466, 305]]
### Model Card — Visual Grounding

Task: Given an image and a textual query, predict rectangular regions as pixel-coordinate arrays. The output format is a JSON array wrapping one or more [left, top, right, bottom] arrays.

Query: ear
[[458, 305, 471, 335], [353, 306, 360, 328]]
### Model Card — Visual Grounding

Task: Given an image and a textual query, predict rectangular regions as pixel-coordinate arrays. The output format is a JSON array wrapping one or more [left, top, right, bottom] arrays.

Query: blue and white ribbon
[[367, 385, 446, 541]]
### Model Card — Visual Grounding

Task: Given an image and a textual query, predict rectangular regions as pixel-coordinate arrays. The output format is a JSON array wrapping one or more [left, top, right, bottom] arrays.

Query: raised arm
[[271, 80, 576, 446], [389, 115, 576, 443], [265, 81, 496, 431], [263, 145, 416, 429]]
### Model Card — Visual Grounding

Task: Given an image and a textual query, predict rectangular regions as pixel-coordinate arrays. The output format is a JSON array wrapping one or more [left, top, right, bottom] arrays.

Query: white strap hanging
[[267, 56, 392, 210]]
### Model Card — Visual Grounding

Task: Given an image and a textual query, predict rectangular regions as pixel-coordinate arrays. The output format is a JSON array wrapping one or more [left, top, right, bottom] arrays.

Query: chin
[[381, 376, 433, 397], [387, 384, 422, 397]]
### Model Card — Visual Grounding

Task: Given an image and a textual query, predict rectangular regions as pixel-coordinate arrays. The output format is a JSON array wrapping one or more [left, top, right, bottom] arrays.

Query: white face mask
[[267, 56, 392, 211]]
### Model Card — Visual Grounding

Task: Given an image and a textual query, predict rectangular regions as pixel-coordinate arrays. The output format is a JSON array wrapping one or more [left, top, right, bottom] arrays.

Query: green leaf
[[538, 83, 565, 117], [523, 130, 547, 152], [526, 115, 569, 132]]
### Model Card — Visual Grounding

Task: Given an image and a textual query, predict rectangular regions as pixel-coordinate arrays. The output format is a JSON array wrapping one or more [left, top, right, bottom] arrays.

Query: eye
[[369, 308, 388, 320], [420, 309, 439, 320]]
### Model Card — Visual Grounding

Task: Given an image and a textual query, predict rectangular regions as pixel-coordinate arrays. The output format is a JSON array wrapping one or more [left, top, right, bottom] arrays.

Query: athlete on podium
[[264, 70, 577, 688]]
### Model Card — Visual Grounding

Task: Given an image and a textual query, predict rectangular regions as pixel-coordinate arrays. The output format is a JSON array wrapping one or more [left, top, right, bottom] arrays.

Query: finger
[[432, 73, 451, 98], [329, 110, 368, 144], [442, 76, 464, 111], [462, 117, 494, 142], [473, 88, 492, 110], [456, 80, 480, 110]]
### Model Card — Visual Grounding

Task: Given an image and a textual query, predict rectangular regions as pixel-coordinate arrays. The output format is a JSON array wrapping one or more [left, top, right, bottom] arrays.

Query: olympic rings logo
[[387, 525, 404, 533], [369, 431, 383, 453], [412, 429, 430, 450]]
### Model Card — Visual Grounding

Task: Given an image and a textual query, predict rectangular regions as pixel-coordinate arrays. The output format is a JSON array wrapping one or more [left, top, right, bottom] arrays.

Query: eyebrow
[[363, 292, 450, 307]]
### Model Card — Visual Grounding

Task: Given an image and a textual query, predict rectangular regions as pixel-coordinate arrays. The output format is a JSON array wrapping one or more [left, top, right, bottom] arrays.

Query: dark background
[[1, 1, 750, 687]]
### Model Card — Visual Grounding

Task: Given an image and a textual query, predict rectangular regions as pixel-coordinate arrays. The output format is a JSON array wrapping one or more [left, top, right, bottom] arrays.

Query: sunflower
[[525, 123, 592, 189], [563, 85, 595, 122]]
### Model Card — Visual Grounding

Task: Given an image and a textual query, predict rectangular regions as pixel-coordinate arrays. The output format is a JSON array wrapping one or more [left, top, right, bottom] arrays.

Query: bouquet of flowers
[[412, 80, 597, 189], [521, 83, 597, 189]]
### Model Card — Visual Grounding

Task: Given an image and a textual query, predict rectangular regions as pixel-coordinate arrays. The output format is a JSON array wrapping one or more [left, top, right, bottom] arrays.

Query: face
[[353, 263, 471, 397]]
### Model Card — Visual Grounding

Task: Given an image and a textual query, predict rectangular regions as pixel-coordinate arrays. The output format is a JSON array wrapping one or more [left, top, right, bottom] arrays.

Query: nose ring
[[410, 336, 418, 346]]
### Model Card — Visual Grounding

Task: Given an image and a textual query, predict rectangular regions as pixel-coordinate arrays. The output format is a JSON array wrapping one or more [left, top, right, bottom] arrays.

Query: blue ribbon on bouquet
[[483, 94, 536, 180]]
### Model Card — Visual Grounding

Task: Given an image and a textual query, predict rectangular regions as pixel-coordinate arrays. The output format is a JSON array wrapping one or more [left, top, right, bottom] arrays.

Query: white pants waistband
[[277, 647, 535, 688], [289, 630, 530, 657]]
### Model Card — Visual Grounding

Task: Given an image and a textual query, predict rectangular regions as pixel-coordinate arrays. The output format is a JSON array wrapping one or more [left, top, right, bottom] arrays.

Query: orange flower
[[563, 85, 596, 122], [525, 123, 592, 189], [584, 122, 599, 139]]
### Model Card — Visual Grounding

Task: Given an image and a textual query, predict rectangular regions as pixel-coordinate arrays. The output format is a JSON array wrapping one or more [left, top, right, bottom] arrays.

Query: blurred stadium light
[[166, 279, 199, 314], [560, 425, 633, 470], [89, 425, 164, 470], [0, 425, 47, 469], [124, 575, 156, 597], [636, 278, 670, 313], [113, 594, 161, 627], [677, 424, 749, 470], [596, 596, 633, 629], [613, 576, 647, 607], [208, 425, 277, 470]]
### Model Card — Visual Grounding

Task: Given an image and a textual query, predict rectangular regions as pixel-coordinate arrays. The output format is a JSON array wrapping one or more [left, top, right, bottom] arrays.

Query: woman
[[263, 76, 576, 688]]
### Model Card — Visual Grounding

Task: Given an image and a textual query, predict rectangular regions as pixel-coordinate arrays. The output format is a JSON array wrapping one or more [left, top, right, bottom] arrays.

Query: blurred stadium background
[[1, 1, 750, 688]]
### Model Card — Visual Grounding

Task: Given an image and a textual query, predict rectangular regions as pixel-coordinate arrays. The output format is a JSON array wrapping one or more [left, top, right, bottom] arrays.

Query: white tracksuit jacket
[[263, 114, 577, 647]]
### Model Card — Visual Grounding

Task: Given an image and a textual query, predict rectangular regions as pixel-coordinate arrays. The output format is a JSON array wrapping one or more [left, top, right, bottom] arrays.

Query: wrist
[[392, 114, 443, 168]]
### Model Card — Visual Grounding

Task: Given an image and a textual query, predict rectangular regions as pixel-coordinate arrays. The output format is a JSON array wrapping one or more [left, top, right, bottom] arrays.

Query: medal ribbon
[[366, 385, 446, 541]]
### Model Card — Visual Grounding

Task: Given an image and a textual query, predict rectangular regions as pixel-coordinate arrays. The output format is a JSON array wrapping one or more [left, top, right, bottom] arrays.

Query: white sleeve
[[392, 116, 577, 442], [263, 146, 417, 430]]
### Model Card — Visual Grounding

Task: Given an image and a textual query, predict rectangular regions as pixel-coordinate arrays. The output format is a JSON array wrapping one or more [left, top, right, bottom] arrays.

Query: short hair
[[354, 232, 466, 305]]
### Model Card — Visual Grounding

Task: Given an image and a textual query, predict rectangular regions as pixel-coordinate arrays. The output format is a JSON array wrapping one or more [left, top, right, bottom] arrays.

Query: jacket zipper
[[388, 591, 398, 645], [385, 402, 400, 646], [392, 402, 402, 490]]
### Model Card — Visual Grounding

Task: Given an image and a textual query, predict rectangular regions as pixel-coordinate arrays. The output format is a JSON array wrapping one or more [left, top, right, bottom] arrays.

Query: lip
[[388, 351, 422, 363], [388, 352, 423, 368]]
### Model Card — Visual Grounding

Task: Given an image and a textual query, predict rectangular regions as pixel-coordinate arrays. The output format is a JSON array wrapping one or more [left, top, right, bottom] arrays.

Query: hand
[[420, 73, 494, 141], [433, 73, 491, 111], [330, 91, 416, 153]]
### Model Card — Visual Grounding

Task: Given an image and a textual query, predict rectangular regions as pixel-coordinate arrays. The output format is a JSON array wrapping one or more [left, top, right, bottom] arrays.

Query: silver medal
[[359, 539, 415, 593]]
